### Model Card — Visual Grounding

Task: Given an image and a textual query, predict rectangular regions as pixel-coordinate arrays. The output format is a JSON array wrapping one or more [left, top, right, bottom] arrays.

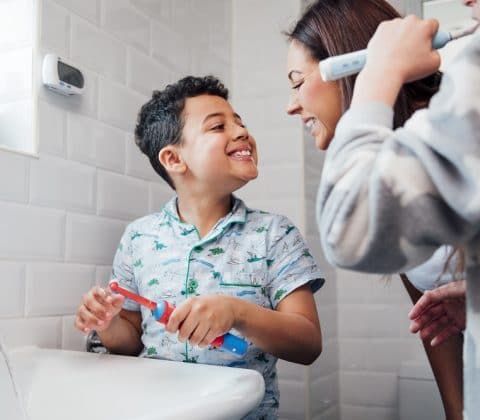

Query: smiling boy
[[76, 76, 324, 419]]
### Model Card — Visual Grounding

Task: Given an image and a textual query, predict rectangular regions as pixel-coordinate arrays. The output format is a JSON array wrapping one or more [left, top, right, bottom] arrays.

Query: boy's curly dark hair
[[134, 75, 229, 190]]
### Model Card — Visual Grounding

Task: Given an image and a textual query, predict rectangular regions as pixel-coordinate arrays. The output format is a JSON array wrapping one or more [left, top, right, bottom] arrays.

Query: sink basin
[[6, 347, 265, 420]]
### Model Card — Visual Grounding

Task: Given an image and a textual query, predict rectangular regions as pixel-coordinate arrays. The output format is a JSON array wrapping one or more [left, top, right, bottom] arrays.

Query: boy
[[76, 76, 324, 419]]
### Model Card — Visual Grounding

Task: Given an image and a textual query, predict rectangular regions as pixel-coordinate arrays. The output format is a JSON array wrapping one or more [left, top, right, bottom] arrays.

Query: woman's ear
[[158, 146, 186, 175]]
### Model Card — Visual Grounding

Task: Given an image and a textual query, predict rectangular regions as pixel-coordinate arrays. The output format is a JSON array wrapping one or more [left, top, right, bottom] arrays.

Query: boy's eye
[[211, 124, 224, 130]]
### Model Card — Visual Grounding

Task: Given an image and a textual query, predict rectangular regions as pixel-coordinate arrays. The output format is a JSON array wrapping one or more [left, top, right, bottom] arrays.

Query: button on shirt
[[112, 196, 324, 419]]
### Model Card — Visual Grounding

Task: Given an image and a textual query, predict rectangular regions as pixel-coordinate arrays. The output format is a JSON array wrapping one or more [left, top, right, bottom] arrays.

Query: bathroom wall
[[0, 0, 230, 351]]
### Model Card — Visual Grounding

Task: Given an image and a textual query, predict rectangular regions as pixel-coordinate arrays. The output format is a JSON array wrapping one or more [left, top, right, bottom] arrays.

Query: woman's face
[[286, 40, 343, 150]]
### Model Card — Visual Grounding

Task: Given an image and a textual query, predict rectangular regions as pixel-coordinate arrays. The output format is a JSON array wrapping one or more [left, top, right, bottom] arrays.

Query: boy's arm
[[97, 309, 143, 356], [318, 23, 480, 273], [232, 285, 322, 364]]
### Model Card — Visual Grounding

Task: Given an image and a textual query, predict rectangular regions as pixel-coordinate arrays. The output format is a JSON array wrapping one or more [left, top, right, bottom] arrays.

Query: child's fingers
[[200, 330, 220, 349], [166, 301, 191, 333], [77, 304, 105, 331], [188, 323, 210, 347], [177, 317, 199, 343], [83, 292, 112, 321]]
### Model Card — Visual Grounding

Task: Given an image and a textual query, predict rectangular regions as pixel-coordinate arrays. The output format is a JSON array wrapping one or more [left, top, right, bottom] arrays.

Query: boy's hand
[[165, 295, 236, 348], [75, 286, 125, 334], [365, 15, 441, 84]]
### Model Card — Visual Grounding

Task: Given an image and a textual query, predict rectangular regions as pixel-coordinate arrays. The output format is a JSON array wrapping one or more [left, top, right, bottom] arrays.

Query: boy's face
[[177, 94, 258, 193], [463, 0, 480, 20]]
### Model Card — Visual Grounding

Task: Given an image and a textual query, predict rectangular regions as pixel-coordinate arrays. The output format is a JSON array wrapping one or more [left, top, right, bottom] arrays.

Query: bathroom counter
[[7, 347, 264, 420]]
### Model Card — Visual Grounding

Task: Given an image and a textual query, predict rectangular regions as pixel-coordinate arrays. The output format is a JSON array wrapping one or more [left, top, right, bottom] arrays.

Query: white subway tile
[[151, 22, 190, 74], [340, 371, 397, 407], [54, 0, 100, 25], [98, 78, 146, 132], [341, 404, 397, 420], [277, 359, 306, 382], [0, 317, 61, 349], [71, 16, 127, 83], [0, 262, 25, 318], [61, 315, 87, 351], [239, 163, 303, 201], [0, 151, 28, 203], [30, 154, 96, 213], [41, 0, 70, 57], [0, 202, 65, 260], [38, 100, 66, 156], [95, 265, 112, 287], [127, 48, 171, 96], [130, 0, 171, 23], [102, 0, 150, 53], [311, 337, 338, 378], [310, 372, 338, 414], [149, 182, 174, 213], [278, 379, 306, 419], [338, 304, 370, 338], [97, 170, 149, 220], [65, 213, 125, 265], [125, 133, 161, 182], [248, 127, 303, 167], [232, 95, 298, 137], [312, 404, 339, 420], [66, 113, 126, 173], [25, 262, 95, 316]]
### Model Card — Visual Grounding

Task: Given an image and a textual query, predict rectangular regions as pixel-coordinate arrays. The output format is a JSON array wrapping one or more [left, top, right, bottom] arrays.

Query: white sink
[[5, 347, 265, 420]]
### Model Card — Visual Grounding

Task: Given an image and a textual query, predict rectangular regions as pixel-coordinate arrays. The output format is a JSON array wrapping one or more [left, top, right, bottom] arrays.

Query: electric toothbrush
[[320, 24, 479, 81], [109, 280, 248, 356]]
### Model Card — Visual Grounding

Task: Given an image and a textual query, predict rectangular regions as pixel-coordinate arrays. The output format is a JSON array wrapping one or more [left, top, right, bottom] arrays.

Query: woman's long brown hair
[[286, 0, 442, 128]]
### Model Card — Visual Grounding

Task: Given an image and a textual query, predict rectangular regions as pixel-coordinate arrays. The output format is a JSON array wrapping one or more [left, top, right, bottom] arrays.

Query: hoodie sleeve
[[317, 34, 480, 273]]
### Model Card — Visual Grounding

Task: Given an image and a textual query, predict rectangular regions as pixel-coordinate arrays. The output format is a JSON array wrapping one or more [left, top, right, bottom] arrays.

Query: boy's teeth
[[233, 150, 251, 157], [306, 119, 315, 129]]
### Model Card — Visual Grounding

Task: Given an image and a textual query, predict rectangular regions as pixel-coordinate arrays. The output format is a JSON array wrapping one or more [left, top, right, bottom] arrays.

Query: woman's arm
[[401, 274, 463, 420], [318, 28, 480, 273]]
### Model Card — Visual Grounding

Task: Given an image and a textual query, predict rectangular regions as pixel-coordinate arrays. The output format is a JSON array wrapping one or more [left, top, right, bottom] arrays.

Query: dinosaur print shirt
[[111, 196, 324, 419]]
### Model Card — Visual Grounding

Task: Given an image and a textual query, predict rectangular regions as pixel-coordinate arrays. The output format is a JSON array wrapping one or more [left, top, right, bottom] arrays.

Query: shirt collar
[[162, 195, 247, 232]]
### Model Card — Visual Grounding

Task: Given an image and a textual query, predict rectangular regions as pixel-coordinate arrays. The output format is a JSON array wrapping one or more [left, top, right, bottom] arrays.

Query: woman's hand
[[165, 295, 236, 348], [365, 15, 441, 84], [409, 280, 466, 346], [75, 286, 125, 334]]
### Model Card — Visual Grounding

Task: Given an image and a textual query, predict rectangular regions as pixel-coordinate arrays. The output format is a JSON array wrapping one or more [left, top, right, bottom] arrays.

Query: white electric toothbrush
[[320, 24, 479, 81]]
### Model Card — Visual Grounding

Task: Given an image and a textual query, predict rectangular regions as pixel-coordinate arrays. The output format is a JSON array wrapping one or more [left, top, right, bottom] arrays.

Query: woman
[[284, 1, 463, 419]]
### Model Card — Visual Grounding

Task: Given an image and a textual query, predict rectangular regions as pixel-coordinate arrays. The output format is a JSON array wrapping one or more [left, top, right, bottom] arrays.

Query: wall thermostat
[[42, 53, 85, 96]]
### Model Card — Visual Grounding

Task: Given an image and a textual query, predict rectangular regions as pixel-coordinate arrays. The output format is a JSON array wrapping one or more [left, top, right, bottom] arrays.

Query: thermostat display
[[42, 54, 85, 96]]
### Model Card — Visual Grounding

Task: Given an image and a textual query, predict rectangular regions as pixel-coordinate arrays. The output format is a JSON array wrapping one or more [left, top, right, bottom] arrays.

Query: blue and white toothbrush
[[320, 24, 479, 81]]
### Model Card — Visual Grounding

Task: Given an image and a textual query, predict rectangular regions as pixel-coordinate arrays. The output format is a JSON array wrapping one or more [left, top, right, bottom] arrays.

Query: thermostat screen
[[58, 61, 84, 88]]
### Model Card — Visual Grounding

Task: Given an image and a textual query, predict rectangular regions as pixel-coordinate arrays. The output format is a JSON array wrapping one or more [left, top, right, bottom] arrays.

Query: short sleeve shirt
[[111, 196, 324, 419]]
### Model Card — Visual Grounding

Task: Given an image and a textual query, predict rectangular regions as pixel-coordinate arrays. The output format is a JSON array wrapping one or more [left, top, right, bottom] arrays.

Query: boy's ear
[[158, 145, 187, 175]]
